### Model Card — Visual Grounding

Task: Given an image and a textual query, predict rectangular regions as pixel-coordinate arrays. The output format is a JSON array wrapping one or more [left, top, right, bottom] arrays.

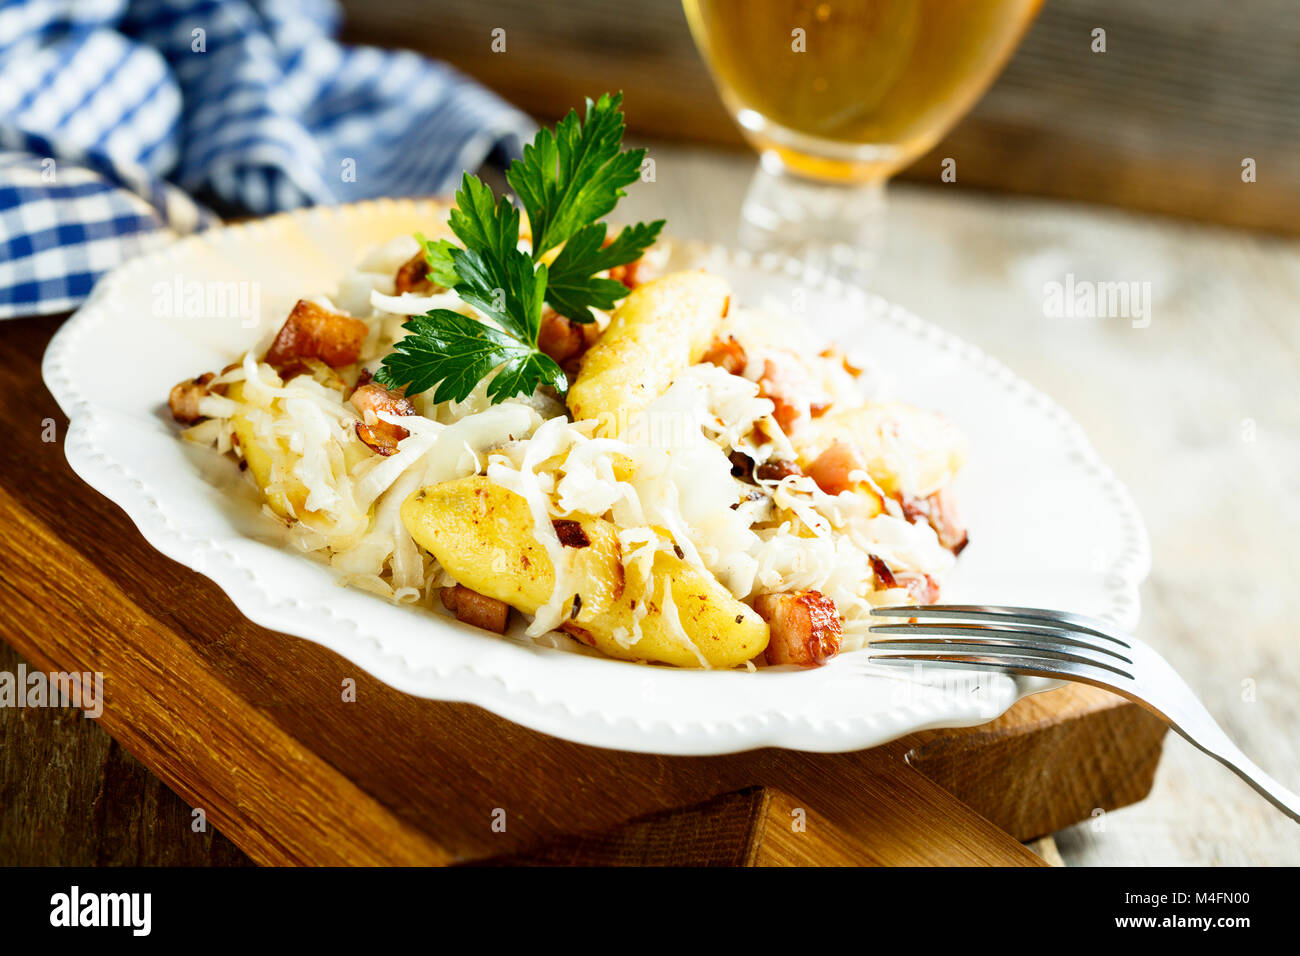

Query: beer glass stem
[[738, 152, 887, 287]]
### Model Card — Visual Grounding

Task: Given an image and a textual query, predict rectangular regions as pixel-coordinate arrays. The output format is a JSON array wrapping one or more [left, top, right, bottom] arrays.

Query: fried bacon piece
[[552, 519, 591, 548], [441, 585, 511, 634], [900, 487, 969, 555], [264, 300, 369, 369], [868, 554, 897, 589], [757, 359, 801, 434], [755, 458, 803, 482], [168, 372, 225, 424], [869, 555, 941, 605], [350, 382, 415, 456], [807, 440, 866, 495], [605, 241, 649, 291], [753, 590, 843, 667], [925, 487, 969, 555], [538, 307, 600, 371], [700, 335, 747, 375], [538, 308, 583, 364], [394, 250, 439, 295], [607, 258, 641, 290], [812, 440, 968, 552], [895, 572, 940, 606]]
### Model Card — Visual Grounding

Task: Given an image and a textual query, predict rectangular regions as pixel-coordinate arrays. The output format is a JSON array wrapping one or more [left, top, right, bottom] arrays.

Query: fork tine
[[870, 604, 1132, 648], [867, 638, 1135, 679], [866, 650, 1131, 689], [868, 622, 1134, 664]]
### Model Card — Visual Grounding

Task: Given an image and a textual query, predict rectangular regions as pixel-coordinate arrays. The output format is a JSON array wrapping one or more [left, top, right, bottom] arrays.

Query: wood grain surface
[[340, 0, 1300, 235], [2, 304, 1166, 865], [0, 641, 252, 866]]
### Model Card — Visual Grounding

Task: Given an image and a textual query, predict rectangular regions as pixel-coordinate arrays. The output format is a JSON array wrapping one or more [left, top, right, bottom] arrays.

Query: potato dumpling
[[567, 270, 730, 437], [401, 476, 768, 668], [795, 401, 967, 500], [226, 381, 309, 518], [226, 365, 356, 520]]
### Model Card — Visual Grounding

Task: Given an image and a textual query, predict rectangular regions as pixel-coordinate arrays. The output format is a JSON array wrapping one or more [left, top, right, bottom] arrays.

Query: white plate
[[42, 199, 1150, 755]]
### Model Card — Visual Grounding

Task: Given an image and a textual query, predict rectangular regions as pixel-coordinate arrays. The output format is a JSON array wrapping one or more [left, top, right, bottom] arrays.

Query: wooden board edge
[[0, 484, 450, 866]]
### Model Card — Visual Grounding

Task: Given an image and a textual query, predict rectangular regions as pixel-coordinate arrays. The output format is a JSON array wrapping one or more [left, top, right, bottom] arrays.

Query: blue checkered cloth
[[0, 0, 535, 318]]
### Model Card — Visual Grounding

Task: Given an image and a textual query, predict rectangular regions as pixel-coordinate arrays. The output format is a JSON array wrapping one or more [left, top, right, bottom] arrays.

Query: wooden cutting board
[[2, 315, 1167, 866]]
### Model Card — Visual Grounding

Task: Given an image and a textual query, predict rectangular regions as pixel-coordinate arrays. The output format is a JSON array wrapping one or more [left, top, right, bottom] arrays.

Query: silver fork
[[869, 604, 1300, 822]]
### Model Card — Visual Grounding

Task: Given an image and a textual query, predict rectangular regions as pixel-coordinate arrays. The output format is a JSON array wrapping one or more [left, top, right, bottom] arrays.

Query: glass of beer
[[683, 0, 1042, 282]]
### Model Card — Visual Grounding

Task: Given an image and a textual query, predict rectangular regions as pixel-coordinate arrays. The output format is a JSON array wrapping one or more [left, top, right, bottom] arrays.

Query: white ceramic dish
[[41, 199, 1150, 755]]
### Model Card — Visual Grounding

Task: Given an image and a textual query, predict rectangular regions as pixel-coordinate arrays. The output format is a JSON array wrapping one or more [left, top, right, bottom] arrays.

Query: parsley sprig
[[375, 92, 664, 404]]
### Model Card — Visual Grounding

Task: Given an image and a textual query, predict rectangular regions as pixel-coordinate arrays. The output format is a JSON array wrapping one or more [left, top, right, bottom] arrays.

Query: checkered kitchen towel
[[0, 0, 535, 318]]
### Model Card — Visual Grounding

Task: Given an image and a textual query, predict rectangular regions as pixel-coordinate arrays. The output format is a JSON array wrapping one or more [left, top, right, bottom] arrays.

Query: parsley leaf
[[377, 178, 564, 404], [545, 220, 664, 323], [377, 309, 564, 405], [452, 246, 534, 338], [415, 232, 459, 288], [381, 92, 661, 405], [447, 173, 524, 277], [508, 92, 646, 260]]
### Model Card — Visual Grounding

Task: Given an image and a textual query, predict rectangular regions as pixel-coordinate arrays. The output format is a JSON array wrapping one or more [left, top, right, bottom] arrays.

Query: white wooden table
[[621, 141, 1300, 866]]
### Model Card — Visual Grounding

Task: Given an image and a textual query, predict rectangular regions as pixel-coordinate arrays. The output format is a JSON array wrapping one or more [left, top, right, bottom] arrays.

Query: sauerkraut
[[174, 234, 968, 666]]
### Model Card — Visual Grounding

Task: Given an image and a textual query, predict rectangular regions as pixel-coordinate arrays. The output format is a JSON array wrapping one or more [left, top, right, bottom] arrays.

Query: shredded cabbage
[[182, 240, 964, 661]]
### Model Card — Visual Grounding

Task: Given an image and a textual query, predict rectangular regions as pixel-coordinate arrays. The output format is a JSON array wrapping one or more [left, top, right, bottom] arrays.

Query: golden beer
[[684, 0, 1042, 181]]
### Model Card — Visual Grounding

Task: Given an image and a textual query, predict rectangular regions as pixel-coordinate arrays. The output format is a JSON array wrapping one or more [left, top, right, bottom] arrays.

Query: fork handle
[[1167, 722, 1300, 823]]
